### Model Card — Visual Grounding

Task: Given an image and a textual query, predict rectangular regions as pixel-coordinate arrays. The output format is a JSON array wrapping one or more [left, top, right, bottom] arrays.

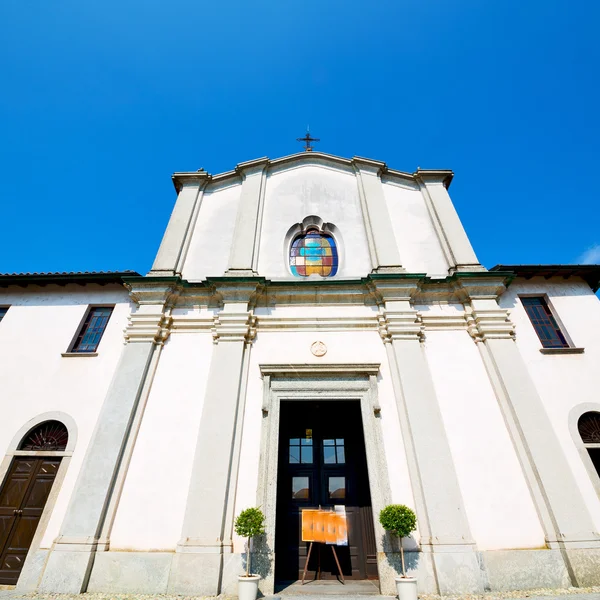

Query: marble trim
[[256, 363, 394, 595]]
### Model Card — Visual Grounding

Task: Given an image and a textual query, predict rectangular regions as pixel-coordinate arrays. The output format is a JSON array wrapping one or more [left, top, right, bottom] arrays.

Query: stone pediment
[[172, 151, 453, 193]]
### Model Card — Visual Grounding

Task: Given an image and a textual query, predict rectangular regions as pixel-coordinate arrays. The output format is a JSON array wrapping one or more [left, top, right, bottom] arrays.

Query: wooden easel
[[301, 541, 345, 585]]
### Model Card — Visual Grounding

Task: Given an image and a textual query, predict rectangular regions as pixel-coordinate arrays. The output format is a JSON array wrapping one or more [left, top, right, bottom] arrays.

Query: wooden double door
[[0, 457, 61, 584], [275, 400, 378, 583]]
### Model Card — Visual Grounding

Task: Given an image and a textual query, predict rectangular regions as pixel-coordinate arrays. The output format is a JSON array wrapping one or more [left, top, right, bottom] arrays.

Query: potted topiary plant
[[379, 504, 418, 600], [234, 507, 266, 600]]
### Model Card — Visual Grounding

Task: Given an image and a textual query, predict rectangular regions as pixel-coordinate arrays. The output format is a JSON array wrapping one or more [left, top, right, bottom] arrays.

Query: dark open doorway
[[275, 400, 378, 585]]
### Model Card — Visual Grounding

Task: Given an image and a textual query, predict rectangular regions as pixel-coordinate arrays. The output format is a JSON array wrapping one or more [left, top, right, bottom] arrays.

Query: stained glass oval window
[[290, 229, 338, 277], [19, 420, 68, 451]]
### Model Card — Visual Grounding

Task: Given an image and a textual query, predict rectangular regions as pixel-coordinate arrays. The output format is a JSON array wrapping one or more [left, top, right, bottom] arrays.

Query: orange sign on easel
[[301, 507, 348, 585], [301, 507, 347, 546]]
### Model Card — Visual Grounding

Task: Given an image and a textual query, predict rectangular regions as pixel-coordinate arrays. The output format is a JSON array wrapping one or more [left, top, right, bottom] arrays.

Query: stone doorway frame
[[256, 363, 395, 595]]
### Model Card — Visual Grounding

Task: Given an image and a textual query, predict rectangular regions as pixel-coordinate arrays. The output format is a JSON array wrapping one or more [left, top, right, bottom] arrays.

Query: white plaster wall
[[232, 326, 415, 552], [382, 182, 449, 276], [499, 277, 600, 531], [257, 165, 372, 279], [182, 183, 242, 280], [0, 284, 131, 548], [424, 325, 545, 550], [110, 327, 214, 550]]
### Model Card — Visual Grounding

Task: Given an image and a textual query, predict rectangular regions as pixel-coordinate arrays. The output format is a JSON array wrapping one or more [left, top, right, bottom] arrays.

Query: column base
[[565, 548, 600, 586], [38, 547, 95, 593], [481, 549, 570, 591], [167, 552, 223, 595]]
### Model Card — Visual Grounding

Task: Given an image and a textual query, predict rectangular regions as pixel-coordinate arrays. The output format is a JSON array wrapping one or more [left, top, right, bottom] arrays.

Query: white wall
[[258, 165, 372, 279], [182, 183, 242, 280], [110, 324, 214, 550], [382, 181, 450, 276], [0, 284, 131, 548], [499, 277, 600, 531], [180, 162, 455, 281], [424, 325, 545, 550]]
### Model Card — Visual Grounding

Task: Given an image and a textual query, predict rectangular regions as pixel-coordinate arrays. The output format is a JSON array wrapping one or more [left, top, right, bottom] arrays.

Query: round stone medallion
[[311, 341, 327, 357]]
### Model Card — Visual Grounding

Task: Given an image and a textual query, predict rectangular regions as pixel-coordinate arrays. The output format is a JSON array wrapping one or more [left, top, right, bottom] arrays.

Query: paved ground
[[0, 587, 598, 600]]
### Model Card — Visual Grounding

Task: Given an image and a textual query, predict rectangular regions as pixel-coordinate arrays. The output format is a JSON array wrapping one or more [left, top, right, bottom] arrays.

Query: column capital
[[171, 170, 212, 194], [212, 310, 257, 344], [368, 274, 422, 303], [123, 278, 182, 344], [234, 156, 269, 179], [207, 277, 266, 306], [454, 275, 515, 341], [453, 275, 508, 302]]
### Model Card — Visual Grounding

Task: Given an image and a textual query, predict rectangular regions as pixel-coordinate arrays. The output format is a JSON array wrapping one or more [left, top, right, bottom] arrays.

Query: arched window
[[578, 412, 600, 477], [290, 228, 338, 277], [18, 420, 69, 451]]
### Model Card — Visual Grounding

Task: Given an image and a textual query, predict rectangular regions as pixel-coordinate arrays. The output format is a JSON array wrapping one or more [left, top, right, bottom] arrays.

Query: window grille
[[290, 228, 338, 277], [578, 412, 600, 479], [521, 297, 569, 349], [19, 420, 68, 451], [71, 306, 113, 353]]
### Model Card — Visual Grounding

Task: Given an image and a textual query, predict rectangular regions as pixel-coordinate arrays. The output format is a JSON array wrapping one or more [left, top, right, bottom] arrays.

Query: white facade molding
[[151, 171, 211, 276], [226, 159, 269, 276], [353, 158, 404, 272], [259, 362, 380, 377], [124, 280, 182, 345], [256, 367, 393, 595], [455, 277, 516, 341], [415, 170, 484, 273], [212, 310, 257, 344]]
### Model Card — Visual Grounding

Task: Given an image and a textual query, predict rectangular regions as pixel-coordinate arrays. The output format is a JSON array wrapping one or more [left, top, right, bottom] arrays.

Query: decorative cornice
[[124, 311, 174, 345], [123, 279, 182, 344], [453, 276, 510, 302], [171, 169, 212, 194], [464, 305, 515, 342], [259, 363, 380, 377], [212, 310, 257, 343], [120, 273, 517, 312], [377, 307, 423, 343], [255, 315, 379, 332], [171, 152, 454, 193], [206, 277, 266, 307], [413, 168, 454, 189]]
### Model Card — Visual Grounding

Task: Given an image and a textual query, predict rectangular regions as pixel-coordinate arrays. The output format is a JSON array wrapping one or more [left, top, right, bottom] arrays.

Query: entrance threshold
[[273, 579, 386, 596]]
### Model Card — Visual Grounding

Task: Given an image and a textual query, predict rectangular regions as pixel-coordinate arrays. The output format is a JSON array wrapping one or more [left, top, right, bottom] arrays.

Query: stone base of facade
[[26, 547, 600, 595]]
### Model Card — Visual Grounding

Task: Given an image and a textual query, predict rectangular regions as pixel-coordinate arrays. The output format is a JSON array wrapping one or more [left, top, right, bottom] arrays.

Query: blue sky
[[1, 0, 599, 275]]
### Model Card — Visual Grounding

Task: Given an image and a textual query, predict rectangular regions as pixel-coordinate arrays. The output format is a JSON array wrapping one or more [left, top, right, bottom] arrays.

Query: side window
[[521, 296, 569, 349], [70, 306, 114, 353], [578, 412, 600, 479], [0, 306, 8, 322]]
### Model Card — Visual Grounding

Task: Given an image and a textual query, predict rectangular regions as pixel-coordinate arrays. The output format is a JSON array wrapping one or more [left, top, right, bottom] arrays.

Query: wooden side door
[[0, 458, 61, 585]]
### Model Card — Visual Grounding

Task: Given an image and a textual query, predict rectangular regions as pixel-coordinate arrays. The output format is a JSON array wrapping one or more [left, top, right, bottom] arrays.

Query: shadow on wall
[[244, 535, 273, 579]]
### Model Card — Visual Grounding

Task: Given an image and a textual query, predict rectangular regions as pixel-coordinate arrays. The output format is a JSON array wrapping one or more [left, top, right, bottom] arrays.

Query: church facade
[[1, 151, 600, 596]]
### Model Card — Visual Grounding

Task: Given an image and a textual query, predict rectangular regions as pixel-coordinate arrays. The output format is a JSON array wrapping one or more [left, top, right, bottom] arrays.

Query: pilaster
[[415, 171, 484, 274], [459, 277, 600, 586], [371, 277, 484, 594], [226, 158, 269, 276], [39, 280, 180, 593], [353, 158, 404, 273], [168, 280, 260, 595], [149, 171, 211, 276]]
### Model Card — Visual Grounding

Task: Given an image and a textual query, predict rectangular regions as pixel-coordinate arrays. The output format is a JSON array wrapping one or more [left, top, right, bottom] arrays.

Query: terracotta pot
[[238, 574, 260, 600], [395, 576, 417, 600]]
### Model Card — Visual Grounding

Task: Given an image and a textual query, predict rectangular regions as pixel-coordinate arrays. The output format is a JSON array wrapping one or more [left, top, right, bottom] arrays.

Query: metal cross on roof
[[296, 129, 320, 152]]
